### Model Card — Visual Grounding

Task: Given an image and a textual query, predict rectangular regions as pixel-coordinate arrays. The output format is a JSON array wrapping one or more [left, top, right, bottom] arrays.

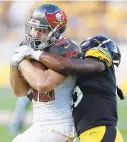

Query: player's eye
[[35, 28, 42, 33], [42, 29, 47, 34]]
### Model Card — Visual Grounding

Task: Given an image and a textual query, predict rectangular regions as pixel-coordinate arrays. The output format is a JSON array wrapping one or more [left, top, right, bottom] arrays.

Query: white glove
[[11, 45, 32, 67], [31, 50, 43, 61], [16, 44, 44, 61], [11, 45, 44, 67]]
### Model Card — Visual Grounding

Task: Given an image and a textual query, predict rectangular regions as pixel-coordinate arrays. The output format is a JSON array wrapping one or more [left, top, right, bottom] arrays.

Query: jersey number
[[72, 86, 83, 108], [32, 90, 55, 102]]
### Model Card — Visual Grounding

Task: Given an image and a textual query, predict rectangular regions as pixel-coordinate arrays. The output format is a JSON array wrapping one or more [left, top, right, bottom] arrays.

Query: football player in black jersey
[[29, 35, 123, 142], [10, 4, 81, 142]]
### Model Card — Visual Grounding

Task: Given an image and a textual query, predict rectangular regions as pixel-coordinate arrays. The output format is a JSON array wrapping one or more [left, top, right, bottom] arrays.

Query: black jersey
[[72, 47, 118, 136]]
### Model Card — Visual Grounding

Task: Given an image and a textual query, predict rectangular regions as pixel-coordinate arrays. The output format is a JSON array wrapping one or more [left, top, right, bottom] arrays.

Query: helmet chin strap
[[47, 24, 60, 40], [59, 32, 65, 39], [38, 24, 65, 50], [38, 42, 48, 50], [38, 32, 65, 51]]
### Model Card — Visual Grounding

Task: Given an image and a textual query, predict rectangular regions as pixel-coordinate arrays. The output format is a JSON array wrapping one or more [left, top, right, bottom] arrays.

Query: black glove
[[117, 86, 124, 100]]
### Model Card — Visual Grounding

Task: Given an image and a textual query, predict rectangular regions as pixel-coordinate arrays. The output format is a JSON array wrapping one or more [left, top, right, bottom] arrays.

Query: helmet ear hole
[[54, 30, 60, 39], [50, 30, 60, 42], [91, 39, 100, 47]]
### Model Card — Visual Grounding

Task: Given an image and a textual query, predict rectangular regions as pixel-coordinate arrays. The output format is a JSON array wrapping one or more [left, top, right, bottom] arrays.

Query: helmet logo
[[56, 13, 62, 22], [53, 12, 64, 25], [45, 11, 67, 28]]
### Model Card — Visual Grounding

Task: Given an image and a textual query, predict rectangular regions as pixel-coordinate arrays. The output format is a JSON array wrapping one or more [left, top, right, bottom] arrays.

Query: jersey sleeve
[[69, 39, 82, 59], [54, 38, 82, 59], [85, 47, 113, 67]]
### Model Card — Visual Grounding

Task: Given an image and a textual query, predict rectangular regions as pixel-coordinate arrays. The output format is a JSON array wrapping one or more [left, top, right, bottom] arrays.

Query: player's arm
[[10, 65, 30, 97], [19, 59, 66, 93], [38, 51, 106, 75]]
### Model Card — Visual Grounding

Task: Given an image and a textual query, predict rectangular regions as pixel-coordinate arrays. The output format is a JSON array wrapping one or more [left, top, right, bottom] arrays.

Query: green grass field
[[0, 88, 126, 142]]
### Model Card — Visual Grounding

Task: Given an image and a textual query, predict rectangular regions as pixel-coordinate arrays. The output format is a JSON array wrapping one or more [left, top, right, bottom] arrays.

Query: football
[[30, 59, 46, 71]]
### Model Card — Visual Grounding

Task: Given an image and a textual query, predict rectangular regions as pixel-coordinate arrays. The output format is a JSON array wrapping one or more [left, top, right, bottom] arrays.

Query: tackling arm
[[38, 52, 105, 75], [10, 65, 30, 97], [19, 59, 66, 93]]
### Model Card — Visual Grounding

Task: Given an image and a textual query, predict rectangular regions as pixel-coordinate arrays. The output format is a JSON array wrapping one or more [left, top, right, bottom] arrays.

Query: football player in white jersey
[[10, 4, 81, 142]]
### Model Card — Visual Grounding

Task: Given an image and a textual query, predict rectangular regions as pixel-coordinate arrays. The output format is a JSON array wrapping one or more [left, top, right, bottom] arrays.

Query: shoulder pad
[[47, 38, 82, 59], [64, 39, 82, 59], [57, 38, 82, 59], [85, 47, 113, 67]]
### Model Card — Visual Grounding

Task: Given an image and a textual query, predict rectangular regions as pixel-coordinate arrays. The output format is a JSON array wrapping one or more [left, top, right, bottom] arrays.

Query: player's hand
[[11, 45, 32, 67], [15, 45, 44, 61]]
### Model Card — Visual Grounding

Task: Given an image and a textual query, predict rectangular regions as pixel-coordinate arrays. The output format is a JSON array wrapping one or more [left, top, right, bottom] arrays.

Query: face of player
[[30, 27, 51, 43]]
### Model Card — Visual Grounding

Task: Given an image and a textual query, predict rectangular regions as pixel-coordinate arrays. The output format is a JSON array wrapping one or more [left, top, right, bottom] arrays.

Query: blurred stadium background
[[0, 1, 127, 142]]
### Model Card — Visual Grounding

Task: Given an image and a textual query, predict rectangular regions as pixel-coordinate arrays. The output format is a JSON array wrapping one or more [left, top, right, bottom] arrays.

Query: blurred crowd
[[0, 1, 127, 90], [1, 1, 127, 43]]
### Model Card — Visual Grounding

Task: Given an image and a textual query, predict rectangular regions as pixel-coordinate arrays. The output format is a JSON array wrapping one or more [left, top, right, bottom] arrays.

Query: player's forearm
[[19, 59, 48, 92], [39, 52, 65, 73], [39, 52, 78, 75], [19, 60, 65, 93], [10, 65, 30, 97], [37, 69, 66, 93], [39, 53, 104, 75]]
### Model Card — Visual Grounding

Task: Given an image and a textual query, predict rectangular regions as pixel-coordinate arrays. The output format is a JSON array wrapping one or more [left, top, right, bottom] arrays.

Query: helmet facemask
[[25, 19, 62, 50], [97, 39, 121, 67]]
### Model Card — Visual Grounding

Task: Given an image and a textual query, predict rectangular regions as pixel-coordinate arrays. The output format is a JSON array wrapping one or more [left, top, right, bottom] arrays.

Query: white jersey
[[32, 76, 77, 125]]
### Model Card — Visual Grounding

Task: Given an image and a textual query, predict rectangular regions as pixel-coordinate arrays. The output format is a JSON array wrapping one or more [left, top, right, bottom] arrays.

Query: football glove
[[11, 45, 44, 67], [30, 49, 43, 61], [11, 45, 32, 67], [16, 45, 43, 61]]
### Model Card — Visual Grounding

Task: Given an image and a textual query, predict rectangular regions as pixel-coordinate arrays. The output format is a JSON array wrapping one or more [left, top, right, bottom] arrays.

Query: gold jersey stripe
[[99, 47, 112, 61], [85, 47, 112, 67]]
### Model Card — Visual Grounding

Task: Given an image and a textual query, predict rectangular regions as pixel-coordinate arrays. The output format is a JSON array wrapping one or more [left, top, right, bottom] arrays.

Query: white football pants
[[12, 123, 77, 142]]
